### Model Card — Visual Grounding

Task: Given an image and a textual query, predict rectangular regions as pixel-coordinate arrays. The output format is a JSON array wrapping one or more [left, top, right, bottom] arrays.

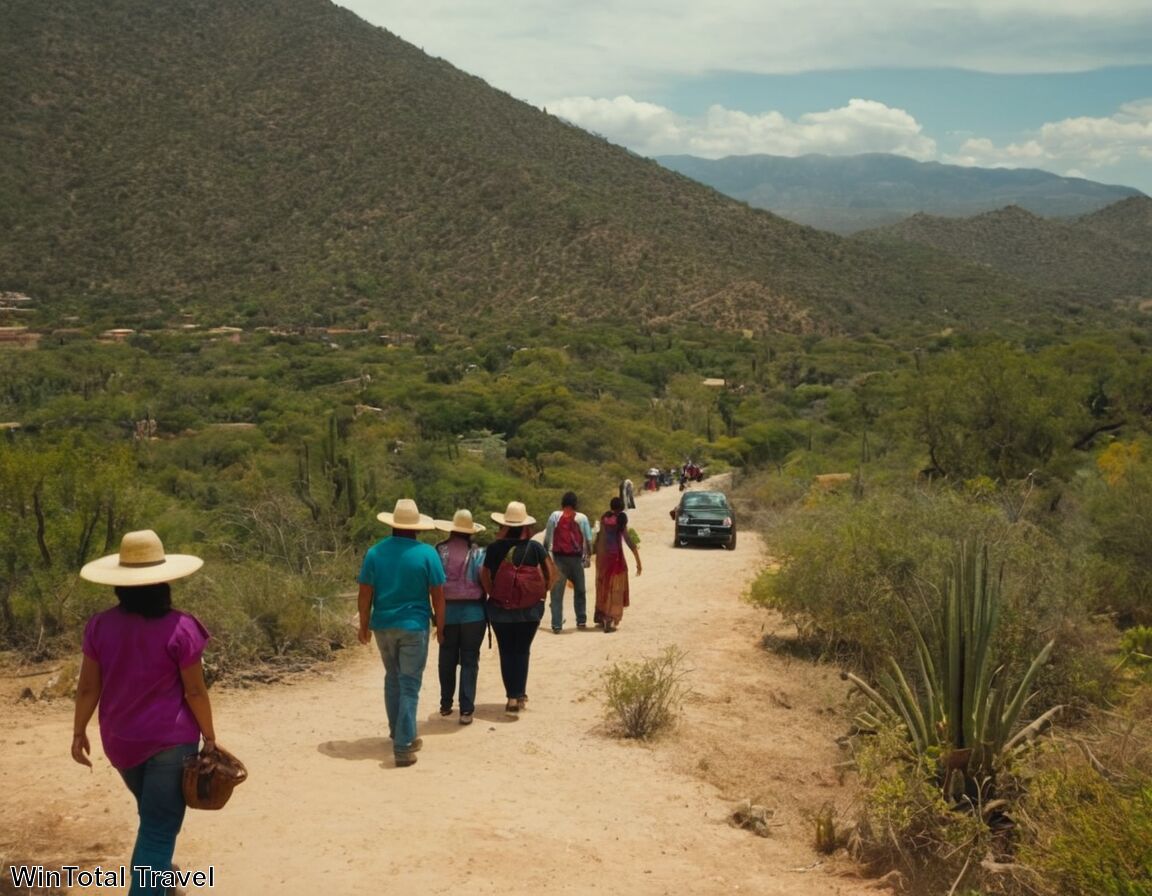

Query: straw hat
[[434, 509, 486, 535], [80, 530, 204, 586], [376, 498, 436, 531], [490, 501, 536, 527]]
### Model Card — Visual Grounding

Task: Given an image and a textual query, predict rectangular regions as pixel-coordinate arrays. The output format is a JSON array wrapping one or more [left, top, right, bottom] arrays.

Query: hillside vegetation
[[855, 197, 1152, 304], [0, 0, 1094, 335]]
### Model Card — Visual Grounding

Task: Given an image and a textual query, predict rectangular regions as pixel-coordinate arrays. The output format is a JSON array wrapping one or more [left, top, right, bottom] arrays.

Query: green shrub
[[1018, 765, 1152, 896], [601, 645, 690, 740], [853, 725, 992, 891]]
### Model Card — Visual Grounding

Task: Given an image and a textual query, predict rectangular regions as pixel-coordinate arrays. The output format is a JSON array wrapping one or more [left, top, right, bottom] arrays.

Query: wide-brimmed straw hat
[[434, 509, 486, 535], [376, 498, 436, 531], [490, 501, 536, 527], [80, 530, 204, 586]]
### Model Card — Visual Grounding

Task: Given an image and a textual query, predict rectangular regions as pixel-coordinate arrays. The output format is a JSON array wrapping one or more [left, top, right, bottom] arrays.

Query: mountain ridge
[[0, 0, 1098, 335], [854, 197, 1152, 302], [654, 152, 1145, 235]]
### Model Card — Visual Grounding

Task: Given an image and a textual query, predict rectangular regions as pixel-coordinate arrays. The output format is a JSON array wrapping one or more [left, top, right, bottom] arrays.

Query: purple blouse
[[82, 607, 209, 769]]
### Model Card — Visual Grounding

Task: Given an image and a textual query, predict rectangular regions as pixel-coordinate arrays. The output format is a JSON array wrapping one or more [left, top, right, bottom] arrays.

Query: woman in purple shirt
[[72, 530, 217, 896]]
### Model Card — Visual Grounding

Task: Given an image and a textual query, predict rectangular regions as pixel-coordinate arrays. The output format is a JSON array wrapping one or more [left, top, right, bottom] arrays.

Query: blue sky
[[336, 1, 1152, 194]]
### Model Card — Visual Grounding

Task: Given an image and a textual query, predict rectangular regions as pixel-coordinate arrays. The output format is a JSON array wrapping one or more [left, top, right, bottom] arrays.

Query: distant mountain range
[[0, 0, 1126, 336], [854, 197, 1152, 303], [655, 153, 1146, 235]]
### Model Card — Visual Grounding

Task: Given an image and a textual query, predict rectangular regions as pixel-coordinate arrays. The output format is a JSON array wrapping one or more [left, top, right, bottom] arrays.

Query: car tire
[[724, 531, 737, 550], [676, 535, 690, 547]]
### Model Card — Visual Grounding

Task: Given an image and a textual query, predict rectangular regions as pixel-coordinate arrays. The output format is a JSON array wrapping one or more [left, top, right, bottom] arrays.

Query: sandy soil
[[1, 477, 874, 896]]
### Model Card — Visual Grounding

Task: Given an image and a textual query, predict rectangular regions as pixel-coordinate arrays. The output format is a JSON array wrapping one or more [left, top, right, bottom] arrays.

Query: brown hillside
[[856, 202, 1152, 302], [0, 0, 1080, 333]]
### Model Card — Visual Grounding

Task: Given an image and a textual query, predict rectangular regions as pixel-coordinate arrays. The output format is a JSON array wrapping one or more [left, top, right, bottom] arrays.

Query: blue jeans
[[373, 627, 429, 754], [118, 742, 199, 896], [438, 620, 486, 714], [549, 554, 587, 629]]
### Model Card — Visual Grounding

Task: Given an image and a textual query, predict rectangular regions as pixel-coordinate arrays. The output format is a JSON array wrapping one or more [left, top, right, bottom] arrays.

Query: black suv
[[670, 490, 736, 550]]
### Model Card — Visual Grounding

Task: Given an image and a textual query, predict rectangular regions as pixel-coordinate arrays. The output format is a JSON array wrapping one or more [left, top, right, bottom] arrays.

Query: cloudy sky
[[337, 0, 1152, 194]]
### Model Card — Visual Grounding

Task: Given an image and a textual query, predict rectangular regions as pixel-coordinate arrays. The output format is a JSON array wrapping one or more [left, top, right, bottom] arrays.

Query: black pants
[[437, 620, 486, 714], [490, 620, 539, 699]]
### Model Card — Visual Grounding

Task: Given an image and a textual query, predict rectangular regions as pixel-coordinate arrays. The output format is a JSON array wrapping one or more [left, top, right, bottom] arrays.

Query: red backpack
[[488, 542, 547, 610], [552, 510, 583, 555]]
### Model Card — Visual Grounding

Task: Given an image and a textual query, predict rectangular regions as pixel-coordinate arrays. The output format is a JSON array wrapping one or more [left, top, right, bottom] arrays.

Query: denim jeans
[[549, 554, 587, 629], [118, 742, 199, 896], [490, 620, 539, 699], [373, 627, 430, 754], [438, 620, 486, 714]]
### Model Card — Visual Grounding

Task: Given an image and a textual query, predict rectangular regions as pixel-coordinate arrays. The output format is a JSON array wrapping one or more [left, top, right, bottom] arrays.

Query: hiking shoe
[[551, 627, 561, 634], [460, 712, 473, 725], [407, 737, 423, 752], [439, 707, 453, 716], [516, 696, 528, 711], [577, 623, 588, 629], [505, 699, 519, 715], [395, 752, 418, 768]]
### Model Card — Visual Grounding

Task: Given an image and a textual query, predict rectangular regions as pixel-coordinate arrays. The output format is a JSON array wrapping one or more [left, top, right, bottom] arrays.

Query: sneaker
[[408, 737, 423, 752], [395, 752, 418, 767], [516, 696, 528, 711], [439, 707, 453, 717], [577, 623, 588, 629], [505, 699, 519, 715], [551, 627, 562, 634], [460, 712, 473, 725]]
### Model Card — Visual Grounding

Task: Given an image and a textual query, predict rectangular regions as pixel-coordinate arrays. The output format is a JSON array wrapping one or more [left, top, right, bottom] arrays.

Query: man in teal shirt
[[357, 498, 446, 767]]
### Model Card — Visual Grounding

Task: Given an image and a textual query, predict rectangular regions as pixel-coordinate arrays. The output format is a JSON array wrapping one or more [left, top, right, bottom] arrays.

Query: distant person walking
[[593, 497, 642, 633], [619, 479, 636, 509], [72, 530, 217, 896], [542, 491, 594, 633], [357, 498, 446, 767], [480, 502, 555, 715], [433, 509, 487, 725]]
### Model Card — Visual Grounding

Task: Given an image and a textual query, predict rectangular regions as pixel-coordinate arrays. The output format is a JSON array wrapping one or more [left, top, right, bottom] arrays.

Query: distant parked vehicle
[[669, 490, 736, 550]]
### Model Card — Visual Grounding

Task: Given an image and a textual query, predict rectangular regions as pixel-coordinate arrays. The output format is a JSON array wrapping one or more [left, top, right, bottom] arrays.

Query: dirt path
[[2, 478, 871, 895]]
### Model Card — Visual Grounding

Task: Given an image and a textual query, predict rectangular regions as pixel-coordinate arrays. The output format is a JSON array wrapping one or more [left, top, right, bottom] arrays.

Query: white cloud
[[947, 99, 1152, 175], [548, 96, 937, 159]]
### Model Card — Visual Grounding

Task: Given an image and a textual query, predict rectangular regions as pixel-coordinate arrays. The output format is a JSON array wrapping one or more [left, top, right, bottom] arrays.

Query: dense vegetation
[[0, 0, 1119, 335]]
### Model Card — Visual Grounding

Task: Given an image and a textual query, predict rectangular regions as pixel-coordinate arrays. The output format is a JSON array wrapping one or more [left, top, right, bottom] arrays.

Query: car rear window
[[683, 493, 728, 509]]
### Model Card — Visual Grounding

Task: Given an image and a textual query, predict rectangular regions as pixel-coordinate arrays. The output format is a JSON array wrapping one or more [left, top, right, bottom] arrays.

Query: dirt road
[[2, 478, 870, 895]]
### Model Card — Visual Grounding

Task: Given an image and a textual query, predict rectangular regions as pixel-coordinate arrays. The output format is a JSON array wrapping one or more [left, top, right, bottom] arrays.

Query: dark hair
[[504, 525, 525, 540], [115, 583, 173, 619], [609, 497, 624, 512], [561, 491, 578, 509]]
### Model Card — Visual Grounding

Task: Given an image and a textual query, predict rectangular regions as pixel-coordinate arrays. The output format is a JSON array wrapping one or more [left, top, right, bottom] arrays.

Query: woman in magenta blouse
[[72, 530, 217, 896]]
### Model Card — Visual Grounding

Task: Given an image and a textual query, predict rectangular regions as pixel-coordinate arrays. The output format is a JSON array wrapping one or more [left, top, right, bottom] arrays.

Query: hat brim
[[377, 512, 437, 531], [490, 512, 536, 527], [433, 520, 487, 534], [79, 553, 204, 586]]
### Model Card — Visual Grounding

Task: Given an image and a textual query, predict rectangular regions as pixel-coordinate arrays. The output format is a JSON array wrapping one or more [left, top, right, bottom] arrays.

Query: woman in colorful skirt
[[593, 497, 642, 632]]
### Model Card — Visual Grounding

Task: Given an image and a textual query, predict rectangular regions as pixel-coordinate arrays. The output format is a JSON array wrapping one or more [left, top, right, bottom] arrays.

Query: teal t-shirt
[[359, 536, 447, 631]]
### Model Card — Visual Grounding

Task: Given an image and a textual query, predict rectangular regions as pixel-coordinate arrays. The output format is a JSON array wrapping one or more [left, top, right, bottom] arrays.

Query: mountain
[[854, 198, 1152, 303], [0, 0, 1093, 335], [654, 153, 1145, 235]]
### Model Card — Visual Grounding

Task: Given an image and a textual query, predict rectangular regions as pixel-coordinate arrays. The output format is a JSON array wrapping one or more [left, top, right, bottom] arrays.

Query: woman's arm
[[624, 529, 643, 576], [180, 659, 217, 751], [71, 655, 102, 767]]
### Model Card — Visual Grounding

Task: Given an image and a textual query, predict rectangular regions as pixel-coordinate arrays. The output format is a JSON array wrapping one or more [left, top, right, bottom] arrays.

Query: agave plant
[[847, 541, 1059, 793]]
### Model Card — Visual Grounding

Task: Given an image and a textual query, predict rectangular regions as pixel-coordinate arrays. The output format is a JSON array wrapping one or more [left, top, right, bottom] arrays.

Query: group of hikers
[[69, 489, 641, 894]]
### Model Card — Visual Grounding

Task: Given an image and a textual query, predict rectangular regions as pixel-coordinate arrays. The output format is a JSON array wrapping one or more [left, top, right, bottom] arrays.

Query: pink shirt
[[82, 607, 209, 769]]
